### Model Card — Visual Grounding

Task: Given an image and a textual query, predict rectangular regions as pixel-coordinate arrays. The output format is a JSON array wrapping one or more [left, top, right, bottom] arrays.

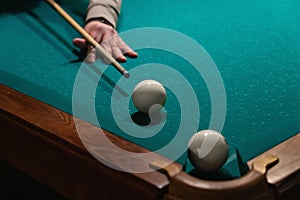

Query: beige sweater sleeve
[[86, 0, 122, 28]]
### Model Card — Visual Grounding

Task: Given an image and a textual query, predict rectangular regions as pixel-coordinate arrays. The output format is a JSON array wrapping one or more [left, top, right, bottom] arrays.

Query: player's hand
[[73, 20, 138, 63]]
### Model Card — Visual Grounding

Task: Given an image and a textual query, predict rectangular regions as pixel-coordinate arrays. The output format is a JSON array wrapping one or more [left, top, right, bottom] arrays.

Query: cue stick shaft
[[45, 0, 129, 78]]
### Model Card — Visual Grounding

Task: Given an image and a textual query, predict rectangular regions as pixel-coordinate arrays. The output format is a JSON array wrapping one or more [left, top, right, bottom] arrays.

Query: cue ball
[[132, 80, 166, 114], [188, 130, 229, 173]]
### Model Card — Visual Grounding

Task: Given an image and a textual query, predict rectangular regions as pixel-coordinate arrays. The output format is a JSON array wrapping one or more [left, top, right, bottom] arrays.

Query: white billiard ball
[[188, 130, 229, 173], [132, 80, 167, 114]]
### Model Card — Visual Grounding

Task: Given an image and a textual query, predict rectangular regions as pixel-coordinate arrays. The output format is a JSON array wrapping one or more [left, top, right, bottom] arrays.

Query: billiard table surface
[[1, 0, 300, 199]]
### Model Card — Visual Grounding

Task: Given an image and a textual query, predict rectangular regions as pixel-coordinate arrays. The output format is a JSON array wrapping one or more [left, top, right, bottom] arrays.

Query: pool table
[[1, 0, 300, 199]]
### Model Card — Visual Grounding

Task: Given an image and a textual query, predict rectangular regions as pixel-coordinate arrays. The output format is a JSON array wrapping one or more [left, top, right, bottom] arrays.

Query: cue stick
[[45, 0, 130, 78]]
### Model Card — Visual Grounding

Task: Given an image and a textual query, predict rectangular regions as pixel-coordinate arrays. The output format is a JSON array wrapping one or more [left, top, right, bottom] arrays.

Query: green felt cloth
[[1, 0, 300, 179]]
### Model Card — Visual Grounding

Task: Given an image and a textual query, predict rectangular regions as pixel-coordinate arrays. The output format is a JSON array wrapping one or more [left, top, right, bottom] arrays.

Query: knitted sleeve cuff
[[86, 0, 122, 28]]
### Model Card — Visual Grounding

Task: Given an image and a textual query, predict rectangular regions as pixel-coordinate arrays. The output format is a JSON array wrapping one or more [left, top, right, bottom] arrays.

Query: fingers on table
[[101, 30, 138, 62], [87, 45, 97, 63], [83, 29, 138, 63], [118, 38, 138, 58]]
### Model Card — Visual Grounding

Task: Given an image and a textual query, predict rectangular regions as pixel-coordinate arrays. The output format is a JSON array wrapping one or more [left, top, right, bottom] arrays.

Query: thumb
[[73, 38, 88, 50]]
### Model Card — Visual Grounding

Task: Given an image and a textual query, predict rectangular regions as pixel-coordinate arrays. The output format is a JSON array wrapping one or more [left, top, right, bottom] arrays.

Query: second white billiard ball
[[188, 130, 229, 173], [132, 80, 167, 114]]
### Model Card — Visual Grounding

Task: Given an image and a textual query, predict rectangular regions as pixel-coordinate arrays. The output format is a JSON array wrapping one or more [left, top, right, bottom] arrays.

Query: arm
[[86, 0, 121, 28], [73, 0, 137, 63]]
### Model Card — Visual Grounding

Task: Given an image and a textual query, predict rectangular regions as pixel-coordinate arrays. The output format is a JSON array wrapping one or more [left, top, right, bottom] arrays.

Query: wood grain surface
[[0, 83, 180, 199]]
